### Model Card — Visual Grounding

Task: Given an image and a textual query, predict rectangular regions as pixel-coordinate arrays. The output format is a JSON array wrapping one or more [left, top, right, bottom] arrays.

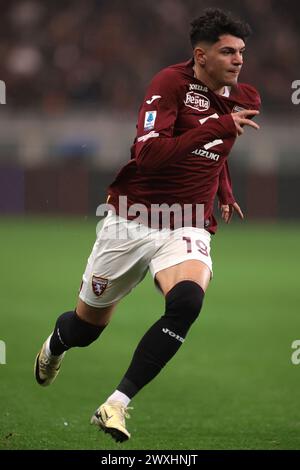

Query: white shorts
[[79, 211, 213, 307]]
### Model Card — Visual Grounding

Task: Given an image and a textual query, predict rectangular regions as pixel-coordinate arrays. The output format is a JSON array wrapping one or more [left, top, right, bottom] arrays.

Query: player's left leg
[[113, 259, 210, 397]]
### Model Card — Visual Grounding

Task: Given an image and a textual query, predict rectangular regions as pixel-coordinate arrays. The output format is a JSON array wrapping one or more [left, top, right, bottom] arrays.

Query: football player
[[35, 8, 260, 442]]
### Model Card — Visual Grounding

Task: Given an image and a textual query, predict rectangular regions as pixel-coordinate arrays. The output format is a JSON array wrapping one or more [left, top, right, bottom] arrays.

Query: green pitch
[[0, 217, 300, 450]]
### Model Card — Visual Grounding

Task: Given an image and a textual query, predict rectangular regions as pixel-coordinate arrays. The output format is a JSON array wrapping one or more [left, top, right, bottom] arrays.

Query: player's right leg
[[34, 301, 116, 387], [35, 210, 156, 440]]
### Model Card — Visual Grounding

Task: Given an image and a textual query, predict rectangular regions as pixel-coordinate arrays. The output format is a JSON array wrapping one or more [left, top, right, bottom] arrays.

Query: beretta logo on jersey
[[144, 110, 157, 131], [184, 91, 210, 112], [92, 275, 108, 297]]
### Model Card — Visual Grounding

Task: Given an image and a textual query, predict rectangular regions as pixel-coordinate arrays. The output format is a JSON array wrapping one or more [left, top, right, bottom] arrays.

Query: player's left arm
[[218, 85, 261, 223], [218, 160, 244, 224]]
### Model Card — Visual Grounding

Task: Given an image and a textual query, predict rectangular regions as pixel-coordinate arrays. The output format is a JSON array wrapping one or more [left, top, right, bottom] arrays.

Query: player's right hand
[[231, 109, 260, 136]]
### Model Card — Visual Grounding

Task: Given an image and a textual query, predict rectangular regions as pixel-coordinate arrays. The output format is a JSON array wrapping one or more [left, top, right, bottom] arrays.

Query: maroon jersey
[[108, 59, 261, 233]]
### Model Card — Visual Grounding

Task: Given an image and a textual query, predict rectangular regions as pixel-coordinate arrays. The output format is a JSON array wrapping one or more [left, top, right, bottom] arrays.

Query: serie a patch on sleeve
[[144, 111, 157, 131]]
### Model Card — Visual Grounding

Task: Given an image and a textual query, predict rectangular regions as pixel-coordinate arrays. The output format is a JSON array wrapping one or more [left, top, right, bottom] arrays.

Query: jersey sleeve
[[134, 69, 237, 172], [237, 83, 261, 111], [217, 161, 236, 205]]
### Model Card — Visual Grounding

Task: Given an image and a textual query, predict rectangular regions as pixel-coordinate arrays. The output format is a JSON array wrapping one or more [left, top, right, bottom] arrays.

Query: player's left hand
[[219, 202, 244, 223]]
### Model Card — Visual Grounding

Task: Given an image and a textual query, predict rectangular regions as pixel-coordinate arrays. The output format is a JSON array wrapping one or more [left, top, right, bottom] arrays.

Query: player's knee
[[55, 311, 104, 348], [164, 280, 204, 327]]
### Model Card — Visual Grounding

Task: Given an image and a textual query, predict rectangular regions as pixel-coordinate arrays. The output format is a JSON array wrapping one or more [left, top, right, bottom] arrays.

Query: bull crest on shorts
[[92, 275, 108, 297]]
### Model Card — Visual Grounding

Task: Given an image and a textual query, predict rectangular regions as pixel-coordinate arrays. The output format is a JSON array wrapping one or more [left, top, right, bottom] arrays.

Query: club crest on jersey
[[144, 110, 157, 130], [184, 91, 210, 112], [92, 275, 108, 297]]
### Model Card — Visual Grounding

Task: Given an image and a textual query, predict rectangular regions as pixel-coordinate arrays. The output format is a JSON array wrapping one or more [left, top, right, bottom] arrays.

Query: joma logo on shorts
[[162, 328, 185, 343]]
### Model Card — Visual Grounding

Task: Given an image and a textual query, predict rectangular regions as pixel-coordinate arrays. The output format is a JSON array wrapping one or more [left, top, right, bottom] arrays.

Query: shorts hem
[[78, 293, 117, 308], [150, 256, 213, 278]]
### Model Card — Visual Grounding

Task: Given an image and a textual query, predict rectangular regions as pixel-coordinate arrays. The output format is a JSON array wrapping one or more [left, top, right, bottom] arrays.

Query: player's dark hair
[[190, 8, 251, 47]]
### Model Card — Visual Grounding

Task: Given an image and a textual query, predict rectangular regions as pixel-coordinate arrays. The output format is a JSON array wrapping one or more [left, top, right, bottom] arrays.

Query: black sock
[[49, 310, 106, 355], [117, 281, 205, 398]]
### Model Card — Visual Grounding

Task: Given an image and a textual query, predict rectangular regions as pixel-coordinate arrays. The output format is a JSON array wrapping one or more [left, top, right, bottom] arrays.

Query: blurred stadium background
[[1, 0, 300, 450]]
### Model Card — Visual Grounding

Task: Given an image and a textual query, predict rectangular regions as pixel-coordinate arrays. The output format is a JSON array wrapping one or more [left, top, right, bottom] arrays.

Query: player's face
[[202, 34, 245, 88]]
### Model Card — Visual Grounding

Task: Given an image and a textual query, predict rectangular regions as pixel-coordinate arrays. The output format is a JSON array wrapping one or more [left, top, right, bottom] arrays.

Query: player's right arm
[[134, 69, 237, 173], [217, 161, 244, 223]]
